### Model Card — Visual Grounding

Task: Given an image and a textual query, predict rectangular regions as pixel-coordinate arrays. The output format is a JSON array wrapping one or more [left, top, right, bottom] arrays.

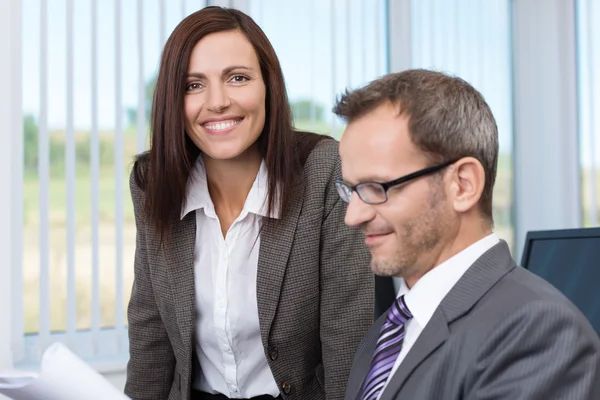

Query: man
[[334, 69, 600, 400]]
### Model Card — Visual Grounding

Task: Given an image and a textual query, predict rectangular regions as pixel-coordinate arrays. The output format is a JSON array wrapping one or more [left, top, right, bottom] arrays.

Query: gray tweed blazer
[[125, 139, 374, 400]]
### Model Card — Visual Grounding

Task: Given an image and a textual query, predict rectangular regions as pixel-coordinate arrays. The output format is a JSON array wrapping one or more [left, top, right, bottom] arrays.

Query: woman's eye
[[185, 82, 202, 91], [230, 75, 249, 83]]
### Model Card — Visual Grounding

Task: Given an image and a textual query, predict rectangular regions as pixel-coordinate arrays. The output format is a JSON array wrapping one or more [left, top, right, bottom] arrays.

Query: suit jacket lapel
[[164, 212, 197, 357], [380, 240, 516, 398], [439, 241, 516, 323], [379, 311, 450, 400], [349, 315, 387, 400], [257, 182, 305, 343]]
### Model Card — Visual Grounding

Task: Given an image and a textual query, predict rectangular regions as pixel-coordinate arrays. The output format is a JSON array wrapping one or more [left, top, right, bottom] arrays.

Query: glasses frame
[[335, 159, 458, 205]]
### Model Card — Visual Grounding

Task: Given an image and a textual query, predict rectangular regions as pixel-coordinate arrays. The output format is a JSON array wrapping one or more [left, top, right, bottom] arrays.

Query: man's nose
[[344, 193, 375, 227]]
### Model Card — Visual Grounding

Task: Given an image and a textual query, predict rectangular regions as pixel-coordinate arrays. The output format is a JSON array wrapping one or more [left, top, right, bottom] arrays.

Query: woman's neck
[[203, 146, 262, 234]]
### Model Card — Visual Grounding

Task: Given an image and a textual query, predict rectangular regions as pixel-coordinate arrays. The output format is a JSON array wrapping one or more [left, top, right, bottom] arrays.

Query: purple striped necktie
[[361, 295, 413, 400]]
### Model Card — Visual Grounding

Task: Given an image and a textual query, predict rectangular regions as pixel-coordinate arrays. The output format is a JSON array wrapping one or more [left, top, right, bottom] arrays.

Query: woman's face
[[184, 29, 266, 161]]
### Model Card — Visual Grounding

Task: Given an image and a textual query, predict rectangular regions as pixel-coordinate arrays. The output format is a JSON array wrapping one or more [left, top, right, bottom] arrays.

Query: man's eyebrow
[[343, 175, 392, 185]]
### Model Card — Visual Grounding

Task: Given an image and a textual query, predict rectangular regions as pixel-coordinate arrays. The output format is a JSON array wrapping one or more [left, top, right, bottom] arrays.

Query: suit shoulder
[[487, 267, 597, 337], [303, 137, 340, 183], [483, 295, 600, 356], [503, 266, 579, 306], [309, 136, 339, 160], [130, 152, 150, 207], [294, 135, 341, 215]]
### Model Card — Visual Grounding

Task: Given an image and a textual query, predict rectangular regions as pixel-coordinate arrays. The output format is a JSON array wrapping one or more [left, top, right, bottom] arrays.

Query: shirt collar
[[180, 156, 280, 220], [398, 233, 500, 328], [245, 160, 280, 218]]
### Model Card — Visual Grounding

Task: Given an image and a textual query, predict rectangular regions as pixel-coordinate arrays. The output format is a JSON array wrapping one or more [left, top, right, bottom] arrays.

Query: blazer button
[[268, 346, 279, 361], [281, 381, 291, 395]]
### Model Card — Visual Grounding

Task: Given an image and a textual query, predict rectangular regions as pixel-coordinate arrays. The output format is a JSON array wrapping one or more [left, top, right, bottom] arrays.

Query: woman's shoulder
[[130, 151, 150, 204], [293, 132, 344, 219], [308, 135, 339, 159], [293, 132, 341, 216], [298, 132, 340, 181]]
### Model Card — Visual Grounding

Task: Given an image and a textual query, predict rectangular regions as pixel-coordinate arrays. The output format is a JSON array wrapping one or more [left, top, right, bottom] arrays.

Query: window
[[576, 0, 600, 228], [246, 0, 388, 138], [19, 0, 217, 367], [18, 0, 388, 367], [407, 0, 514, 247]]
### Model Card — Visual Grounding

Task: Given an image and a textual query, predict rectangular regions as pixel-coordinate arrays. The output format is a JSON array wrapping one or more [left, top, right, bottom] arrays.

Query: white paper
[[0, 343, 130, 400]]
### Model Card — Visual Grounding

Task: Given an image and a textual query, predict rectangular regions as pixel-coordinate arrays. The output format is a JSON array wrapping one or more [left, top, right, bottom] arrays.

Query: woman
[[125, 6, 373, 400]]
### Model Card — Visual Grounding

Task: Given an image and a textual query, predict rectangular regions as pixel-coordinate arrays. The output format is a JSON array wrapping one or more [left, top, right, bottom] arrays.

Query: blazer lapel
[[380, 240, 516, 398], [256, 182, 305, 343], [379, 311, 450, 400], [349, 316, 387, 400], [439, 240, 516, 324], [164, 212, 197, 356]]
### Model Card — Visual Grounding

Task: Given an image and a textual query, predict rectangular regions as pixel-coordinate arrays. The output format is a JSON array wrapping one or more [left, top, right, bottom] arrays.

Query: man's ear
[[449, 157, 485, 214]]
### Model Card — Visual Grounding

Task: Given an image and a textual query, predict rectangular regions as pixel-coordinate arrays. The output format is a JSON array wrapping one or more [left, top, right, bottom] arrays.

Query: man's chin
[[370, 259, 401, 277]]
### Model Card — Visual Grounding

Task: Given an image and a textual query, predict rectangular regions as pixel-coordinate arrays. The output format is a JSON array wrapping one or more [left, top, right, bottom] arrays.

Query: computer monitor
[[521, 227, 600, 335]]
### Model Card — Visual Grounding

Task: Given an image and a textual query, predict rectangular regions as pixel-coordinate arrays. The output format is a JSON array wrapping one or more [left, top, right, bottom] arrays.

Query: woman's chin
[[197, 137, 261, 162], [200, 145, 249, 161]]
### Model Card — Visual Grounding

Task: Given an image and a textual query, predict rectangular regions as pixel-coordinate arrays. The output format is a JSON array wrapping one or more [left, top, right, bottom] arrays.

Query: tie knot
[[387, 295, 412, 326]]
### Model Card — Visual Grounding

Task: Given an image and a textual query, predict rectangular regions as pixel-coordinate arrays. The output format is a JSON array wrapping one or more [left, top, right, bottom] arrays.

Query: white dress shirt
[[378, 233, 500, 399], [181, 156, 280, 398]]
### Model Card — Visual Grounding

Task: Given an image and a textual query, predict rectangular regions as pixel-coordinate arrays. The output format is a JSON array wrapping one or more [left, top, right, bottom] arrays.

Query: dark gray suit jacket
[[346, 241, 600, 400], [125, 139, 374, 400]]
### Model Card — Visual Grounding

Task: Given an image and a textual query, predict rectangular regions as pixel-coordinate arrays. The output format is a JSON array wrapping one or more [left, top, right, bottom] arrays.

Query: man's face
[[339, 102, 455, 282]]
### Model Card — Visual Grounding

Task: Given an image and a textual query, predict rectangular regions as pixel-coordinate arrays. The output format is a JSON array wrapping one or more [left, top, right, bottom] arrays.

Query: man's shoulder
[[494, 265, 579, 309], [473, 265, 597, 338]]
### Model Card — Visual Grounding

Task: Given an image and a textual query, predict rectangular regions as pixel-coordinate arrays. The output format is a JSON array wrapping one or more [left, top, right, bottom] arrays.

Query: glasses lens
[[335, 181, 351, 203], [356, 183, 387, 204]]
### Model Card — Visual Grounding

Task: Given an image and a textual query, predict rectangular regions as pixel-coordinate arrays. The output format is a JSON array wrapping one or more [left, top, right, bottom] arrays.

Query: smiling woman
[[125, 6, 374, 400], [183, 31, 266, 163]]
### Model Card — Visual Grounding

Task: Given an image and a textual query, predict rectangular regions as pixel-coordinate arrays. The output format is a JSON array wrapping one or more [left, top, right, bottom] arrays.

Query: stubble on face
[[370, 177, 452, 280]]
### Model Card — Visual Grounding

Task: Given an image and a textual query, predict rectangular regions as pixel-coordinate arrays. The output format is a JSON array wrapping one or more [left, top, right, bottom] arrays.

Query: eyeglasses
[[335, 160, 457, 205]]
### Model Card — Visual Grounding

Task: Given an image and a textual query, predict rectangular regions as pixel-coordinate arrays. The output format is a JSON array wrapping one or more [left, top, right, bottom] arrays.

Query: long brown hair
[[133, 6, 329, 239]]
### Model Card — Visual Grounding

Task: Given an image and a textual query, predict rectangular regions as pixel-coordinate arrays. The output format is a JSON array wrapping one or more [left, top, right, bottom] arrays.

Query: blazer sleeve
[[467, 300, 600, 399], [124, 171, 176, 400], [319, 153, 374, 400]]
